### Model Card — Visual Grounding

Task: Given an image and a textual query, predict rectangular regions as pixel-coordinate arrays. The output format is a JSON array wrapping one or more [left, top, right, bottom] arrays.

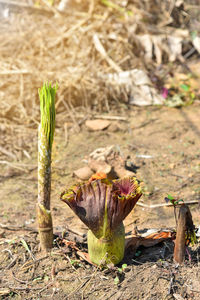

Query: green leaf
[[167, 194, 174, 200], [117, 267, 122, 273], [21, 238, 31, 253], [101, 0, 132, 15], [114, 276, 120, 285], [33, 277, 42, 282], [180, 84, 190, 92], [101, 0, 124, 11], [39, 82, 57, 149], [20, 238, 35, 260], [122, 263, 127, 270]]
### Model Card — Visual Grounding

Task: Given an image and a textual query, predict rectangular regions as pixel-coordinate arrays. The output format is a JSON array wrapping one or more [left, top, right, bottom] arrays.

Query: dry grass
[[0, 0, 199, 161]]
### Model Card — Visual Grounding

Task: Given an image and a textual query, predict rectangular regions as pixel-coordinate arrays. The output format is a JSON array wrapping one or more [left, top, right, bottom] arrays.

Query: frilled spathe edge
[[60, 177, 142, 237]]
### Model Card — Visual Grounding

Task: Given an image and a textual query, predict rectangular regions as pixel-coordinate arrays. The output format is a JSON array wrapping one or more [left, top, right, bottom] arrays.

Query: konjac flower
[[61, 177, 142, 265]]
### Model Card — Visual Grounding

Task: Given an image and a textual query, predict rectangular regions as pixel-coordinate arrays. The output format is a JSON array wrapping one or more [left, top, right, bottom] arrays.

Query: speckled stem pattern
[[37, 124, 53, 251], [38, 125, 51, 209]]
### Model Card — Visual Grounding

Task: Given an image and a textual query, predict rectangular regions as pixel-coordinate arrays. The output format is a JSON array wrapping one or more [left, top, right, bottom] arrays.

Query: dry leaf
[[104, 69, 164, 106], [125, 231, 173, 252], [77, 250, 97, 265], [62, 239, 79, 251]]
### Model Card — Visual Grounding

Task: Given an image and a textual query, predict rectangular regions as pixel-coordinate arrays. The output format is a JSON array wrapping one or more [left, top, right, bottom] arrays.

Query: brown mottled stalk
[[37, 83, 57, 251], [174, 204, 194, 264]]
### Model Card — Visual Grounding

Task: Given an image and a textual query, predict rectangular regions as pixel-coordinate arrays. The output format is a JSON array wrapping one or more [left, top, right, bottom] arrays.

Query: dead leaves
[[61, 230, 174, 266], [125, 231, 173, 253], [136, 29, 188, 64]]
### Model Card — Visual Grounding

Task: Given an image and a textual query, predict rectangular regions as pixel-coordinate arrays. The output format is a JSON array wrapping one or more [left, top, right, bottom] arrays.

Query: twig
[[37, 282, 53, 295], [131, 259, 143, 265], [0, 70, 30, 75], [49, 18, 89, 48], [183, 47, 196, 59], [20, 238, 35, 261], [136, 200, 199, 208], [8, 285, 48, 291], [81, 270, 98, 299], [168, 273, 175, 295], [93, 115, 127, 121], [5, 257, 17, 270], [0, 146, 16, 160], [40, 0, 61, 16], [0, 0, 53, 16], [65, 226, 86, 238], [2, 249, 13, 258], [68, 277, 92, 298], [12, 271, 29, 285], [0, 161, 36, 172], [20, 256, 48, 272], [0, 223, 37, 232], [93, 34, 122, 73], [64, 122, 68, 146]]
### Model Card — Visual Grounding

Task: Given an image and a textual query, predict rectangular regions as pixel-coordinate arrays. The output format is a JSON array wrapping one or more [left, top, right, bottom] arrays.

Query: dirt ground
[[0, 104, 200, 299]]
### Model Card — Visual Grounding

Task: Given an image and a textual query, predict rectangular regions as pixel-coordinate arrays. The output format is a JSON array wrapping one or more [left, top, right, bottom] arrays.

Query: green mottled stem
[[37, 125, 53, 250], [87, 222, 125, 265], [37, 82, 56, 252], [38, 125, 51, 209]]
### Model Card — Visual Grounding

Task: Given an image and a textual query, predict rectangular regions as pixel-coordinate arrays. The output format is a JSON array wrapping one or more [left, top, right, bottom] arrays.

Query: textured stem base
[[37, 203, 53, 251], [87, 222, 125, 265], [174, 204, 194, 264]]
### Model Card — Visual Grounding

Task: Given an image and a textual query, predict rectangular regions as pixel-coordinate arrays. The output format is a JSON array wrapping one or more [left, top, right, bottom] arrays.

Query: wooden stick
[[93, 34, 122, 73], [0, 70, 29, 75], [136, 200, 199, 208], [174, 204, 195, 264], [0, 146, 16, 160], [93, 115, 127, 121]]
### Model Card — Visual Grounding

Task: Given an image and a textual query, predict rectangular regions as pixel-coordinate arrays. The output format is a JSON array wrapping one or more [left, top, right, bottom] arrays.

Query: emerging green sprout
[[61, 177, 142, 265], [37, 82, 57, 251]]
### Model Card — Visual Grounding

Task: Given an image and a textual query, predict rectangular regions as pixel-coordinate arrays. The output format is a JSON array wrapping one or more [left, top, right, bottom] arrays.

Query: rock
[[73, 166, 93, 180], [85, 119, 111, 131], [89, 159, 111, 174]]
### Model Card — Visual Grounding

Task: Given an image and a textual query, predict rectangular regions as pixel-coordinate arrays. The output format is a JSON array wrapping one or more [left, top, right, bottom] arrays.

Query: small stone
[[85, 119, 110, 131], [73, 166, 93, 180]]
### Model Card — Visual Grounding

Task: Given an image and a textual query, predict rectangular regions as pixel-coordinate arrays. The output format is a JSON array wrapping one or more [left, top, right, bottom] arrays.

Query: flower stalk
[[37, 82, 57, 251]]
